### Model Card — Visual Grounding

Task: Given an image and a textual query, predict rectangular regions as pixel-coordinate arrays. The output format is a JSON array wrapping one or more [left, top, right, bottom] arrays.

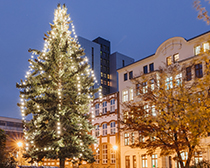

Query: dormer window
[[166, 56, 172, 66], [194, 45, 201, 55], [173, 53, 179, 63], [203, 42, 210, 52]]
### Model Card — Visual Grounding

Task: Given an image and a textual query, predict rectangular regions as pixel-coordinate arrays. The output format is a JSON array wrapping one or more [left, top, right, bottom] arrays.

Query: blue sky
[[0, 0, 210, 119]]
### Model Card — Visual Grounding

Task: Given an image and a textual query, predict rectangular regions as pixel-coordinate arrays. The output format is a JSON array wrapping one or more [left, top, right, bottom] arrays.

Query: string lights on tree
[[16, 4, 100, 168]]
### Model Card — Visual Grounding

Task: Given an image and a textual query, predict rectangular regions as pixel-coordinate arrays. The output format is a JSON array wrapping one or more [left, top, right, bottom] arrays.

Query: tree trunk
[[60, 158, 65, 168]]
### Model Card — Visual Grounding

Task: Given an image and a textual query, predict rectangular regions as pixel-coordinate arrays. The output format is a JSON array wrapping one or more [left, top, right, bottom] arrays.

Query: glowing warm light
[[113, 145, 118, 150], [17, 142, 23, 148]]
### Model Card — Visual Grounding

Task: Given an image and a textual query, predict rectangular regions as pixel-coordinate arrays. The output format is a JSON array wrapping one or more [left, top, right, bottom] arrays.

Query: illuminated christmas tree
[[16, 4, 99, 168]]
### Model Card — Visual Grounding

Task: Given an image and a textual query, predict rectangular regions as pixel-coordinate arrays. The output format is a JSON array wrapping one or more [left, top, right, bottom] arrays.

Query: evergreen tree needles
[[16, 4, 98, 167]]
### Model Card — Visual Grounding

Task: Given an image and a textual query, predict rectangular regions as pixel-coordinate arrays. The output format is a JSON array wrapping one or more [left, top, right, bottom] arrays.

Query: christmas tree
[[16, 4, 99, 168]]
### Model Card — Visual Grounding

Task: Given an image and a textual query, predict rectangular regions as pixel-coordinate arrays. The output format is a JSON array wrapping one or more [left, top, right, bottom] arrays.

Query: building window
[[173, 53, 179, 63], [194, 45, 201, 55], [95, 125, 100, 137], [102, 123, 107, 136], [203, 42, 210, 52], [95, 149, 100, 164], [186, 67, 192, 81], [136, 84, 140, 96], [131, 132, 135, 144], [102, 101, 107, 114], [107, 74, 110, 79], [150, 79, 155, 91], [152, 105, 156, 116], [95, 103, 99, 116], [176, 152, 188, 168], [110, 99, 115, 112], [166, 56, 172, 66], [129, 71, 133, 79], [175, 73, 182, 86], [122, 90, 128, 102], [139, 131, 145, 142], [110, 148, 116, 164], [124, 133, 129, 146], [151, 154, 158, 168], [194, 152, 202, 164], [130, 88, 133, 100], [125, 156, 130, 168], [102, 144, 108, 164], [133, 155, 137, 168], [110, 122, 116, 135], [101, 79, 103, 85], [149, 63, 154, 72], [124, 73, 128, 81], [142, 82, 148, 94], [195, 63, 203, 78], [143, 65, 148, 74], [142, 155, 147, 168], [166, 76, 173, 90], [144, 105, 149, 116]]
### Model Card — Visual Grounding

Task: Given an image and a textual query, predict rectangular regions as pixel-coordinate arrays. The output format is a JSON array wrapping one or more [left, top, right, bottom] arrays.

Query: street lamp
[[17, 141, 23, 167], [113, 145, 118, 168]]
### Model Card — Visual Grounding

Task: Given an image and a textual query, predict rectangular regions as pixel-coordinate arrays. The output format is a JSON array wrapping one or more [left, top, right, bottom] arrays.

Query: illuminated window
[[129, 88, 133, 100], [139, 131, 145, 142], [102, 123, 107, 136], [175, 73, 182, 86], [125, 156, 130, 168], [102, 144, 108, 164], [152, 105, 156, 116], [110, 121, 116, 134], [133, 155, 137, 168], [143, 82, 148, 93], [142, 155, 148, 168], [95, 149, 100, 164], [194, 152, 202, 165], [166, 56, 172, 66], [102, 101, 107, 114], [95, 125, 100, 137], [101, 72, 103, 77], [101, 79, 103, 84], [150, 79, 155, 91], [151, 154, 158, 168], [203, 42, 209, 52], [166, 76, 173, 90], [144, 105, 149, 116], [107, 74, 110, 79], [95, 103, 99, 116], [122, 90, 128, 102], [194, 45, 201, 55], [124, 133, 129, 145], [131, 132, 135, 144], [110, 99, 115, 112], [173, 53, 179, 63], [176, 152, 188, 168], [110, 148, 116, 163], [136, 84, 140, 95]]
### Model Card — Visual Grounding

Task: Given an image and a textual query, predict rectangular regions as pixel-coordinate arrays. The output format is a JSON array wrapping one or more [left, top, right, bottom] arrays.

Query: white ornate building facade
[[117, 31, 210, 168]]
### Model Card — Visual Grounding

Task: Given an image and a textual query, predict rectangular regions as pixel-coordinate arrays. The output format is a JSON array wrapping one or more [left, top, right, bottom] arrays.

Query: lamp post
[[17, 141, 23, 167], [113, 145, 118, 168]]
